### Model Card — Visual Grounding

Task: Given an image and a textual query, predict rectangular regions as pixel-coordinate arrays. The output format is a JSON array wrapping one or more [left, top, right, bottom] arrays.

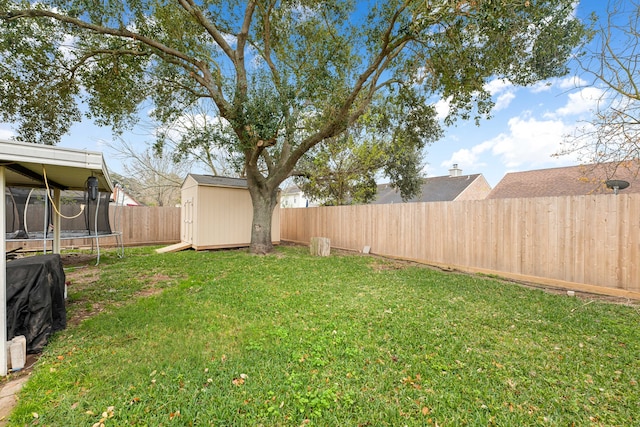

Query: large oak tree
[[1, 0, 586, 253]]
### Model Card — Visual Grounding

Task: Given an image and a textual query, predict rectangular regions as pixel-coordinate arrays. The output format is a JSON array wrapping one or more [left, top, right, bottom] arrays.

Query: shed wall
[[185, 181, 280, 250]]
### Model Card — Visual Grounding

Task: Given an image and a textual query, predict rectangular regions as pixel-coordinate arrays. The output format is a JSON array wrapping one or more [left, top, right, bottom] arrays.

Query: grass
[[7, 245, 640, 426]]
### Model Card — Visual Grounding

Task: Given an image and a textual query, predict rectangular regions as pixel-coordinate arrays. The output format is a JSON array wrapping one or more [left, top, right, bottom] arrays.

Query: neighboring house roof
[[185, 174, 248, 189], [113, 186, 142, 206], [280, 184, 317, 207], [373, 173, 491, 204], [487, 162, 640, 199], [281, 184, 303, 196]]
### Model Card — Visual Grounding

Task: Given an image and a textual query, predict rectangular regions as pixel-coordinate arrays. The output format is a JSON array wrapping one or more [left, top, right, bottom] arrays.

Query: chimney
[[449, 164, 462, 177]]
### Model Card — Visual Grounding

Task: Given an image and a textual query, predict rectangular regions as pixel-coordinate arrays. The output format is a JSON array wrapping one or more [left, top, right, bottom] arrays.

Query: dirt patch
[[59, 253, 99, 267], [369, 259, 411, 272], [62, 265, 179, 328]]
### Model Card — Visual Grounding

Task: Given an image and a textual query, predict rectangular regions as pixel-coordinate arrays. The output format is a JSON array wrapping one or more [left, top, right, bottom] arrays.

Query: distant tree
[[110, 107, 244, 204], [296, 89, 442, 205], [153, 104, 245, 177], [110, 140, 188, 206], [295, 132, 387, 206], [558, 0, 640, 177], [1, 0, 587, 253]]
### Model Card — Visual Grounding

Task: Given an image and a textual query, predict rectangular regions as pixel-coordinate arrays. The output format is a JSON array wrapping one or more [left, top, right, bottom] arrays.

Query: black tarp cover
[[6, 254, 67, 353]]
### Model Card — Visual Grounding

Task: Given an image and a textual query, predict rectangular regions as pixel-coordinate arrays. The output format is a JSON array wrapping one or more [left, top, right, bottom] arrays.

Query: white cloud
[[441, 140, 493, 171], [434, 97, 451, 120], [484, 78, 516, 111], [485, 78, 512, 95], [530, 81, 554, 93], [157, 112, 229, 142], [440, 113, 581, 178], [530, 75, 588, 93], [488, 115, 579, 168], [550, 87, 604, 117], [556, 75, 588, 90], [494, 91, 516, 112]]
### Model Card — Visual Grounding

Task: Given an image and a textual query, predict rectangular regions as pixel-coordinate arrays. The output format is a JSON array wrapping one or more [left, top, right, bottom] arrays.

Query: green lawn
[[7, 246, 640, 426]]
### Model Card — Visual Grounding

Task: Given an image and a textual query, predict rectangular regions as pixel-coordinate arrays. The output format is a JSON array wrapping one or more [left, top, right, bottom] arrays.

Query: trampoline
[[5, 182, 125, 264]]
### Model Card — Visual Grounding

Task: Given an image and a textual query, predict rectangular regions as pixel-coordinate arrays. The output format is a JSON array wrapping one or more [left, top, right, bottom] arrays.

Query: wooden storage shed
[[180, 174, 280, 250]]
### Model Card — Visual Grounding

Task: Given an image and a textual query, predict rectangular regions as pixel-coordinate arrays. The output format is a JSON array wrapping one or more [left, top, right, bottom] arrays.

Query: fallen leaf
[[422, 406, 430, 415], [169, 410, 181, 420], [232, 377, 245, 386]]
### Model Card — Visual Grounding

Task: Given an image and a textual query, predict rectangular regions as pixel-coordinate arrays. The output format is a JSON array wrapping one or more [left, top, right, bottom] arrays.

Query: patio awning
[[0, 139, 113, 191], [0, 138, 115, 375]]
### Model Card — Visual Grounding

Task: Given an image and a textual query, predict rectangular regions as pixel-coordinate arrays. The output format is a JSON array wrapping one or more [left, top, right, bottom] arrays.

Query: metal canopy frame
[[0, 139, 114, 376]]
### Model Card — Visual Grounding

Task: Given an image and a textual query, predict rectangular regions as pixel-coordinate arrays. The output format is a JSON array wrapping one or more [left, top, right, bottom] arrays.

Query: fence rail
[[6, 206, 181, 252], [281, 194, 640, 298]]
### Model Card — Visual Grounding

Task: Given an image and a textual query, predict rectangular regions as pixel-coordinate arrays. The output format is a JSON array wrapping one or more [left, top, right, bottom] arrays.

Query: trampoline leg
[[95, 236, 101, 266], [116, 233, 124, 259]]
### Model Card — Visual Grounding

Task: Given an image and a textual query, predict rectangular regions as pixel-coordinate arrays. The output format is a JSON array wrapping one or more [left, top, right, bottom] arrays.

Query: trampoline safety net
[[5, 187, 116, 240]]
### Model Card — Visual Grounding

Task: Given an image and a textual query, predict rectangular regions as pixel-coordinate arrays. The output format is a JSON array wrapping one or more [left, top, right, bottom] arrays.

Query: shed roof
[[373, 174, 485, 204], [186, 174, 248, 189], [0, 139, 113, 191], [487, 162, 640, 199]]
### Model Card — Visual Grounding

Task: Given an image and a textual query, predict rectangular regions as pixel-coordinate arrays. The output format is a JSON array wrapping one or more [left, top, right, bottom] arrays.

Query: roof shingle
[[187, 174, 248, 188], [488, 162, 640, 199], [373, 174, 486, 204]]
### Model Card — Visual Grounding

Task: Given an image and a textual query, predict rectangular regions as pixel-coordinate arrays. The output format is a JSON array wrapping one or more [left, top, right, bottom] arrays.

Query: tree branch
[[273, 6, 412, 184], [176, 0, 235, 61], [5, 9, 194, 67], [5, 7, 235, 118]]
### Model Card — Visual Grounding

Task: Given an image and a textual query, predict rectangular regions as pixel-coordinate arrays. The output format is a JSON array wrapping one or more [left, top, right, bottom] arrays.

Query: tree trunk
[[310, 237, 331, 256], [247, 180, 278, 254]]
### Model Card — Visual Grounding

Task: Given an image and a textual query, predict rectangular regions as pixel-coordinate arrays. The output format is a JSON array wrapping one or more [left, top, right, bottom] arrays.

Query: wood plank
[[156, 241, 192, 253]]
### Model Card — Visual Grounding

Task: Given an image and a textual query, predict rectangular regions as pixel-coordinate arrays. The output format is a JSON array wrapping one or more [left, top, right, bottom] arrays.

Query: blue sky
[[425, 0, 612, 187], [0, 0, 612, 188]]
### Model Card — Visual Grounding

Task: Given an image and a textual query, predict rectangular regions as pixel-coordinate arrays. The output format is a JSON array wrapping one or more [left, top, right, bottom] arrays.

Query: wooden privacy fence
[[281, 194, 640, 298], [6, 206, 181, 251]]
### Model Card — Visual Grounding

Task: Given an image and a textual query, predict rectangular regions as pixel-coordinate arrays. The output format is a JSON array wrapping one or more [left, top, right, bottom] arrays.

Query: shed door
[[182, 197, 194, 244]]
